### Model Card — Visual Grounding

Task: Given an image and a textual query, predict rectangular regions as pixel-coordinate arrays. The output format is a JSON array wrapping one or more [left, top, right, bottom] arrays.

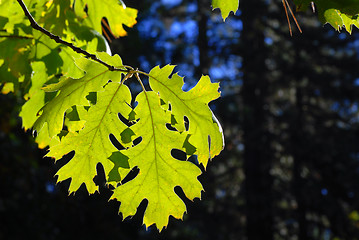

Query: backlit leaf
[[148, 65, 224, 167], [111, 90, 203, 231], [20, 61, 48, 130], [0, 35, 32, 92], [73, 0, 138, 37], [47, 81, 133, 193], [0, 0, 225, 231], [212, 0, 239, 21], [294, 0, 359, 34], [110, 66, 223, 230], [33, 53, 126, 138]]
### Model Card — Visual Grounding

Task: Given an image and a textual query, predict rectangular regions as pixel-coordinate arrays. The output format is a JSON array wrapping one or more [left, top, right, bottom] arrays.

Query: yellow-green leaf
[[73, 0, 138, 37], [111, 91, 203, 231], [212, 0, 239, 21], [294, 0, 359, 34], [47, 81, 133, 194], [148, 65, 224, 167], [20, 61, 48, 130], [33, 53, 126, 138]]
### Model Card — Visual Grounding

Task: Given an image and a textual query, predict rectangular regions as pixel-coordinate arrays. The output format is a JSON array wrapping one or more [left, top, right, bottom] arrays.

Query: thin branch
[[284, 0, 302, 34], [282, 0, 292, 36], [0, 35, 33, 40], [16, 0, 130, 73]]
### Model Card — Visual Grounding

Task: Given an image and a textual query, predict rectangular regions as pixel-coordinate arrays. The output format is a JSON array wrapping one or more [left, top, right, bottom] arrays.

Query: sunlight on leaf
[[33, 53, 126, 138], [111, 91, 203, 231], [73, 0, 138, 37], [48, 81, 133, 193], [212, 0, 239, 21]]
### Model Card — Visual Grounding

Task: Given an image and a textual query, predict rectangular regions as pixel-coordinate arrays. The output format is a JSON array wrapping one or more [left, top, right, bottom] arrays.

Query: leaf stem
[[133, 69, 148, 92], [134, 70, 151, 77], [16, 0, 130, 73]]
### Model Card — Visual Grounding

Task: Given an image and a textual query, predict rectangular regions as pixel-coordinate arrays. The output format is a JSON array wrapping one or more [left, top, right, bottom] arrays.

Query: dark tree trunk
[[241, 1, 274, 239], [291, 85, 308, 240], [289, 41, 309, 239], [196, 0, 209, 77]]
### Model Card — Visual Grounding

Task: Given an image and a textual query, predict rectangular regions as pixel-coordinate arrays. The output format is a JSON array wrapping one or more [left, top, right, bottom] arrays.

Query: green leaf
[[0, 0, 29, 33], [148, 65, 224, 167], [341, 13, 359, 33], [322, 8, 344, 31], [73, 0, 138, 37], [34, 122, 61, 149], [33, 53, 126, 138], [39, 0, 108, 51], [212, 0, 239, 21], [64, 106, 87, 133], [0, 0, 47, 33], [0, 36, 32, 92], [294, 0, 359, 33], [111, 90, 203, 231], [20, 61, 48, 130], [110, 66, 223, 230], [0, 0, 35, 92], [47, 81, 133, 193], [39, 0, 71, 37], [1, 0, 225, 231]]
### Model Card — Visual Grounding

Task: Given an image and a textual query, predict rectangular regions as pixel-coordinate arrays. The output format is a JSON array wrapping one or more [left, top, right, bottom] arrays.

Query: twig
[[0, 35, 33, 40], [16, 0, 129, 73], [284, 0, 302, 34], [282, 0, 302, 36], [282, 0, 292, 36]]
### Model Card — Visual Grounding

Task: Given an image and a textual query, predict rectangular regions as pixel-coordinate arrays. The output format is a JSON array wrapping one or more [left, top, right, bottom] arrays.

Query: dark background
[[2, 0, 359, 239]]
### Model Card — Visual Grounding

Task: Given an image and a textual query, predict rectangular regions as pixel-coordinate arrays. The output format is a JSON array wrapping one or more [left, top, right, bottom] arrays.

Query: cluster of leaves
[[294, 0, 359, 34], [0, 0, 225, 231], [2, 0, 356, 232], [213, 0, 359, 34]]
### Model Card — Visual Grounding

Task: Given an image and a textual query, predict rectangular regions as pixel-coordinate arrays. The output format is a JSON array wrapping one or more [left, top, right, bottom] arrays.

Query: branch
[[16, 0, 129, 73], [0, 35, 33, 40]]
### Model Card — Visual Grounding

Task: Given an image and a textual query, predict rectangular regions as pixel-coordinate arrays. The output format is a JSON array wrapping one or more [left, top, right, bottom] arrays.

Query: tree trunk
[[241, 1, 274, 239], [196, 0, 209, 77]]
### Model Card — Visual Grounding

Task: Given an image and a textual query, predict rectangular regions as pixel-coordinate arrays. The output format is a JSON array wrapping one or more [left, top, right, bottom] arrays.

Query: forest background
[[2, 0, 359, 239]]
